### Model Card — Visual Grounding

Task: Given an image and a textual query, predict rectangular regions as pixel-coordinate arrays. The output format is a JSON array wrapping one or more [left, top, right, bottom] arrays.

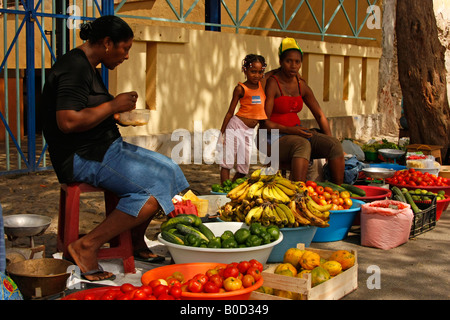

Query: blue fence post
[[205, 0, 221, 31], [101, 0, 115, 86], [26, 0, 36, 171]]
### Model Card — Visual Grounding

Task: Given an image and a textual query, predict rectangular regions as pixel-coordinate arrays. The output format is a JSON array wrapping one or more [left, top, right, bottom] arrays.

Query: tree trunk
[[396, 0, 450, 161]]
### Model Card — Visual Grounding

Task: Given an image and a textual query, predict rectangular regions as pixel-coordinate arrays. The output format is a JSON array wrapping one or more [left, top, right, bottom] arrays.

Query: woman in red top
[[261, 38, 345, 183]]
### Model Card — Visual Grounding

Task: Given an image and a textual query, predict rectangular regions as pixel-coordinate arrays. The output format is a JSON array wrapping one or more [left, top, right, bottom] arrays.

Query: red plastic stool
[[57, 183, 135, 273]]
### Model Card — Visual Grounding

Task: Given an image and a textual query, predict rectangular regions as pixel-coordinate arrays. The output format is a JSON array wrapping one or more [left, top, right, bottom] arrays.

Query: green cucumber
[[176, 224, 210, 243], [324, 181, 347, 192], [404, 191, 421, 213], [197, 223, 215, 240], [160, 214, 195, 231], [391, 186, 407, 203], [341, 183, 366, 197], [161, 230, 185, 245]]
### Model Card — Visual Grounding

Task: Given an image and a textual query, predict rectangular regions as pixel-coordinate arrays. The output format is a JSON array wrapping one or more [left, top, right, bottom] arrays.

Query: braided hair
[[242, 54, 267, 72]]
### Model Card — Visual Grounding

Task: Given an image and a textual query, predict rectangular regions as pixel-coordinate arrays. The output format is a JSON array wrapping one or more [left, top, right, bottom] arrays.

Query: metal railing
[[0, 0, 379, 175]]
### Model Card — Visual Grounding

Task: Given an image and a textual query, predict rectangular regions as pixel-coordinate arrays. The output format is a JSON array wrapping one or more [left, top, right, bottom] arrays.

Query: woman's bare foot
[[67, 240, 115, 281]]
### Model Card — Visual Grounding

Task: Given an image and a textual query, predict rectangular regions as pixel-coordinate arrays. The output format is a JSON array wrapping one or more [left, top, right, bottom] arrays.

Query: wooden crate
[[250, 243, 358, 300]]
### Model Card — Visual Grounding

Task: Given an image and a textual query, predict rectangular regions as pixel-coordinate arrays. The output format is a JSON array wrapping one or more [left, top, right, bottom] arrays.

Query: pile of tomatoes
[[386, 168, 450, 187], [174, 259, 264, 294], [305, 181, 353, 210]]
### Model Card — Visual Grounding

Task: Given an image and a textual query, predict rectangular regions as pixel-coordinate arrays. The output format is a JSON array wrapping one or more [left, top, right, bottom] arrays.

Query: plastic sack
[[341, 140, 365, 161], [360, 200, 413, 250]]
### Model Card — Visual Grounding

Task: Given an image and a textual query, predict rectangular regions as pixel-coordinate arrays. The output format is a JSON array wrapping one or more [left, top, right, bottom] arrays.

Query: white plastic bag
[[360, 200, 413, 250]]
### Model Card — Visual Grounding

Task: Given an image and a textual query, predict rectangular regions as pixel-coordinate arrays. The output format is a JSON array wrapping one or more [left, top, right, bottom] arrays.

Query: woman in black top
[[42, 16, 188, 281]]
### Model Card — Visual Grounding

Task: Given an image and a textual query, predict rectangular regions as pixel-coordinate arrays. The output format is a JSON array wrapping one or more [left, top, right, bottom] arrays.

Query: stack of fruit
[[160, 214, 280, 249], [257, 248, 355, 299], [218, 169, 333, 228], [211, 178, 247, 194]]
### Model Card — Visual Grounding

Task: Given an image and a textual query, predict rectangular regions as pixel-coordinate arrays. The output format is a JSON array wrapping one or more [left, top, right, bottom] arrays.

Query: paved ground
[[1, 164, 449, 300]]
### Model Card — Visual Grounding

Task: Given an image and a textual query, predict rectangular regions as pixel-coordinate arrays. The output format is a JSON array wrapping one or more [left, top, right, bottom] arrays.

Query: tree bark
[[396, 0, 450, 161]]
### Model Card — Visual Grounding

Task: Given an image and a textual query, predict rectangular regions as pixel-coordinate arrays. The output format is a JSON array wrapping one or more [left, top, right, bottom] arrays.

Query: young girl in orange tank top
[[218, 54, 267, 183]]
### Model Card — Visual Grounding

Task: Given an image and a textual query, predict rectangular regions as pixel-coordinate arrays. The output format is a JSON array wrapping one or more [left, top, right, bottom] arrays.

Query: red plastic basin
[[350, 185, 392, 202]]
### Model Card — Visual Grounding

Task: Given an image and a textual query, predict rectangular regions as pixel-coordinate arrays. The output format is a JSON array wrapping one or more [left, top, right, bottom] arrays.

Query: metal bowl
[[362, 167, 396, 179], [378, 148, 405, 159], [3, 214, 52, 238], [6, 258, 73, 299]]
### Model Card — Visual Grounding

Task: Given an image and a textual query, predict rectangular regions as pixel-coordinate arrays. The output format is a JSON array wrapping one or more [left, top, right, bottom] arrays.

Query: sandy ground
[[0, 163, 226, 255], [1, 164, 450, 300]]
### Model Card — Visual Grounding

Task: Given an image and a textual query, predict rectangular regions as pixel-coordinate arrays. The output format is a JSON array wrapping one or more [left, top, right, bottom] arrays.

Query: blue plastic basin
[[267, 225, 317, 263], [312, 199, 365, 242]]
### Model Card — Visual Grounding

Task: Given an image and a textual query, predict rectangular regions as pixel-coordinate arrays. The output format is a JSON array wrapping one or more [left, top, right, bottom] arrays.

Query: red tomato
[[205, 268, 219, 278], [306, 186, 315, 195], [133, 289, 149, 300], [203, 281, 220, 293], [83, 293, 97, 300], [120, 283, 136, 293], [306, 180, 317, 188], [153, 284, 169, 298], [246, 266, 262, 281], [223, 266, 240, 279], [249, 259, 263, 272], [139, 285, 153, 296], [157, 293, 175, 300], [149, 279, 165, 288], [100, 289, 118, 300], [324, 186, 334, 194], [237, 261, 251, 274], [242, 274, 256, 288], [166, 277, 181, 288], [188, 279, 204, 293], [315, 185, 324, 195], [115, 292, 130, 300], [209, 274, 224, 288], [193, 273, 209, 286], [169, 286, 182, 299]]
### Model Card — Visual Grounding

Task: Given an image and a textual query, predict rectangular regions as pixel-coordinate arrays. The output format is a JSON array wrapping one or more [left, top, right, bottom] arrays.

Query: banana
[[296, 198, 329, 227], [227, 180, 249, 200], [294, 208, 312, 226], [274, 177, 298, 192], [278, 203, 296, 226], [305, 197, 331, 221], [255, 196, 264, 205], [272, 184, 291, 203], [275, 182, 297, 197], [262, 185, 273, 202], [247, 181, 265, 199], [306, 195, 333, 212], [261, 205, 271, 224], [245, 205, 264, 225], [270, 204, 282, 225], [235, 205, 246, 222], [236, 184, 251, 202], [250, 169, 262, 181], [274, 204, 289, 225]]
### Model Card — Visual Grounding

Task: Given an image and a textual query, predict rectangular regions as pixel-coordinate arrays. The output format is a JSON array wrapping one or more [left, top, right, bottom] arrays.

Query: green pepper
[[231, 183, 239, 189], [249, 222, 264, 236], [223, 179, 232, 187], [207, 237, 222, 248], [245, 234, 262, 247], [259, 231, 271, 244], [266, 225, 280, 241], [211, 184, 221, 192], [234, 228, 251, 244], [235, 178, 246, 185], [186, 233, 201, 247], [220, 230, 234, 242], [222, 237, 238, 248]]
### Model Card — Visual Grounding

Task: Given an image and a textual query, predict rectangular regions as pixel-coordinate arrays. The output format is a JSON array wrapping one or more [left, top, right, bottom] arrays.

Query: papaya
[[274, 263, 297, 277], [311, 266, 330, 287], [283, 248, 305, 269], [299, 251, 321, 270], [321, 260, 342, 276], [328, 250, 355, 270]]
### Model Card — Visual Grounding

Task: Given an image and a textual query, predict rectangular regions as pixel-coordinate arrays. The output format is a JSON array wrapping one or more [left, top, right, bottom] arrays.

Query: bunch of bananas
[[219, 169, 332, 228]]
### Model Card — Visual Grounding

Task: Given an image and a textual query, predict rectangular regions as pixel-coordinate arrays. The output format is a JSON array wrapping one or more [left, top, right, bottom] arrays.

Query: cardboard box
[[250, 243, 358, 300]]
